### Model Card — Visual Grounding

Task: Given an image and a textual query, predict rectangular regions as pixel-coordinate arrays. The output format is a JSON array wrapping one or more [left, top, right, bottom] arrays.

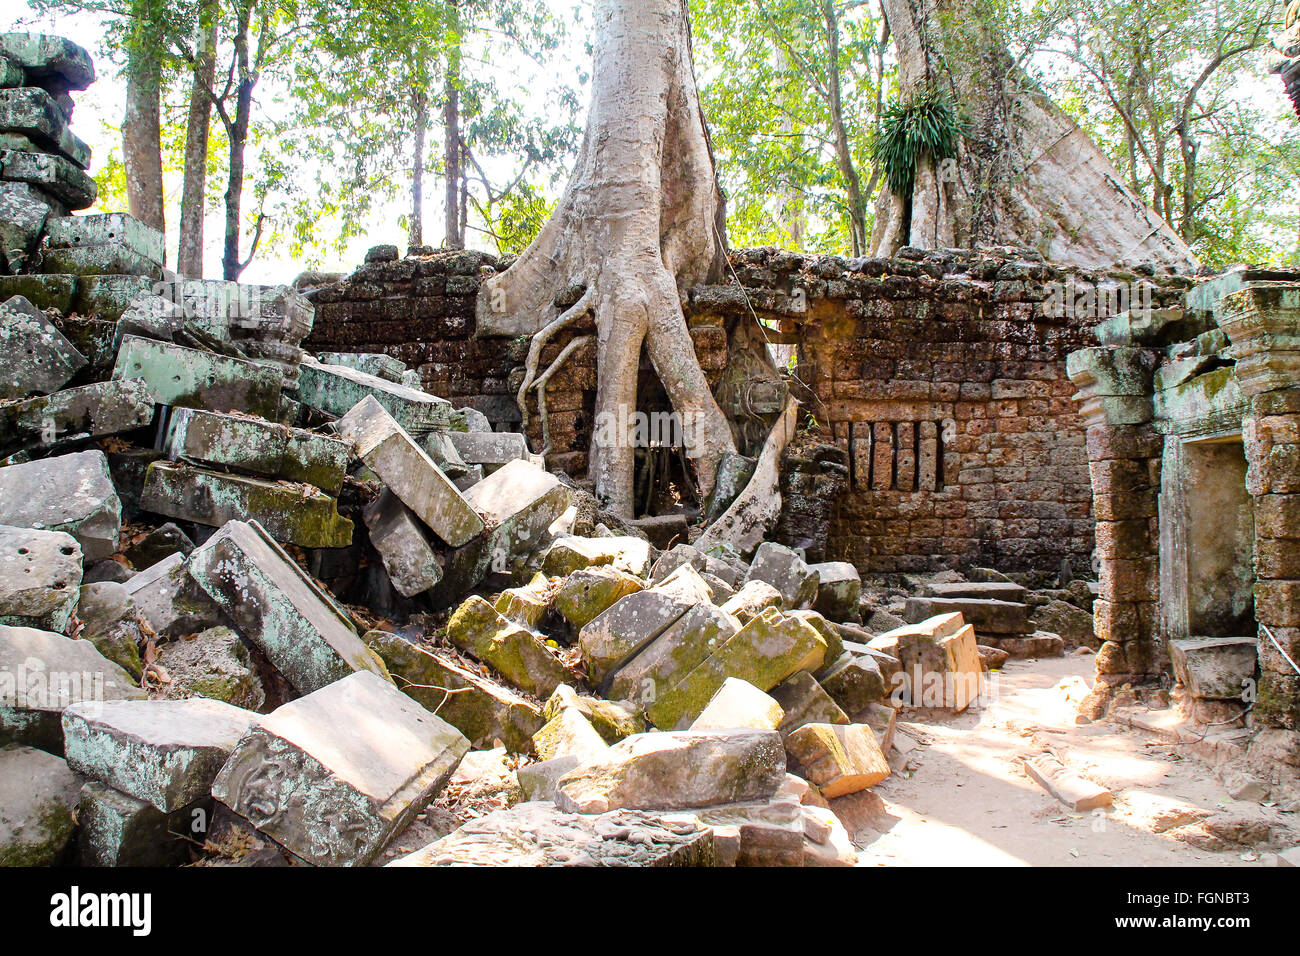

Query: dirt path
[[848, 655, 1287, 866]]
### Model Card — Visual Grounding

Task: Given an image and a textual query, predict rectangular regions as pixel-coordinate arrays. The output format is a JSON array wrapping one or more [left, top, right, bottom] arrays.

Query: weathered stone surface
[[336, 396, 483, 547], [542, 534, 654, 578], [0, 147, 95, 208], [213, 671, 470, 866], [365, 630, 542, 753], [76, 781, 199, 867], [771, 671, 849, 737], [389, 802, 716, 867], [690, 678, 784, 732], [494, 574, 550, 629], [1022, 752, 1113, 811], [156, 626, 265, 711], [166, 407, 349, 494], [533, 706, 609, 763], [0, 743, 80, 865], [122, 552, 224, 640], [364, 494, 441, 600], [75, 581, 144, 679], [461, 458, 575, 559], [187, 520, 386, 695], [140, 462, 354, 549], [542, 685, 644, 743], [44, 212, 164, 263], [0, 379, 155, 458], [785, 723, 890, 797], [719, 579, 784, 622], [1032, 599, 1097, 648], [113, 335, 282, 419], [810, 561, 861, 622], [317, 351, 407, 382], [447, 595, 569, 698], [904, 596, 1031, 634], [42, 242, 163, 279], [1170, 637, 1258, 701], [606, 601, 740, 708], [579, 565, 712, 688], [556, 730, 786, 813], [62, 697, 257, 812], [745, 542, 819, 609], [646, 608, 829, 731], [0, 524, 80, 631], [298, 357, 450, 434], [884, 614, 984, 711], [516, 756, 580, 802], [553, 566, 644, 629], [0, 88, 90, 166], [924, 580, 1029, 602], [818, 651, 888, 716], [0, 624, 145, 753], [446, 430, 529, 467], [0, 294, 85, 400], [0, 34, 95, 92], [0, 450, 120, 561], [0, 180, 50, 271]]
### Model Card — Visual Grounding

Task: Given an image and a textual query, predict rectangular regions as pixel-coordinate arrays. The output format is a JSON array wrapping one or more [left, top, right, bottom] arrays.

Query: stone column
[[1067, 346, 1163, 685], [1221, 284, 1300, 729]]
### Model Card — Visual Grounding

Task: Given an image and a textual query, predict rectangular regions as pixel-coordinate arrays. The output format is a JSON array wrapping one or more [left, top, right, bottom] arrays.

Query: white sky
[[4, 1, 590, 285]]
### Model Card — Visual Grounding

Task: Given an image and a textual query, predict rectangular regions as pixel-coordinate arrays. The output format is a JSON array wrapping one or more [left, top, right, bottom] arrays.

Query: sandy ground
[[848, 654, 1292, 867]]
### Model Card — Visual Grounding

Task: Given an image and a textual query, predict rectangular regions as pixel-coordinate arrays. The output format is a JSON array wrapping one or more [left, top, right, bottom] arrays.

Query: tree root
[[517, 285, 595, 431], [535, 334, 592, 456]]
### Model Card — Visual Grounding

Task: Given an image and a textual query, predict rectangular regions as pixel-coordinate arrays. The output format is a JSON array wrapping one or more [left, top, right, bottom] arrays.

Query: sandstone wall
[[305, 245, 1192, 576]]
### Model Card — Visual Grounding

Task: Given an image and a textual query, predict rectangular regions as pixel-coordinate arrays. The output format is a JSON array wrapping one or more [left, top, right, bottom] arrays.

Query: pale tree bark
[[178, 1, 216, 278], [870, 0, 1197, 270], [411, 90, 427, 248], [122, 2, 165, 244], [478, 0, 737, 518], [442, 8, 464, 251]]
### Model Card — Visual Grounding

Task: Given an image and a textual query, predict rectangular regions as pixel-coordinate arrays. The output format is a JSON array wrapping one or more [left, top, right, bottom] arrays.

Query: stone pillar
[[1068, 346, 1163, 685], [1221, 284, 1300, 729]]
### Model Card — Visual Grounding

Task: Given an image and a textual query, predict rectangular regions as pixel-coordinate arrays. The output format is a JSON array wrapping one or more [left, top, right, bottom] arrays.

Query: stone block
[[719, 579, 784, 622], [365, 630, 542, 753], [156, 626, 265, 711], [785, 723, 890, 797], [212, 671, 470, 866], [904, 596, 1031, 634], [0, 181, 50, 271], [364, 489, 443, 598], [0, 379, 154, 458], [140, 462, 353, 549], [745, 541, 819, 609], [533, 706, 609, 763], [0, 34, 94, 92], [113, 335, 282, 419], [389, 802, 716, 867], [818, 652, 887, 716], [0, 743, 80, 865], [1170, 637, 1258, 701], [316, 352, 407, 382], [556, 730, 786, 813], [924, 580, 1028, 602], [447, 595, 569, 698], [165, 407, 349, 494], [645, 608, 829, 731], [690, 678, 784, 731], [121, 552, 224, 640], [541, 534, 654, 577], [76, 781, 201, 867], [0, 450, 120, 561], [186, 520, 386, 695], [44, 212, 163, 262], [461, 457, 575, 559], [606, 601, 739, 707], [541, 685, 644, 743], [809, 561, 861, 622], [0, 87, 89, 167], [0, 294, 85, 400], [0, 624, 145, 753], [62, 697, 257, 812], [297, 358, 450, 434], [0, 524, 81, 632], [0, 147, 95, 208], [770, 671, 849, 736], [446, 429, 529, 466], [336, 396, 483, 547]]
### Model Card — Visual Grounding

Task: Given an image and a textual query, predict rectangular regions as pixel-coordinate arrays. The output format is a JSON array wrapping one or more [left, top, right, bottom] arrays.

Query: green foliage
[[871, 89, 966, 198]]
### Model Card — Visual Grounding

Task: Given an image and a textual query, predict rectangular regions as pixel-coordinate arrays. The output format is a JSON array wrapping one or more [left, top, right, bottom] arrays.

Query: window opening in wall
[[848, 419, 946, 493]]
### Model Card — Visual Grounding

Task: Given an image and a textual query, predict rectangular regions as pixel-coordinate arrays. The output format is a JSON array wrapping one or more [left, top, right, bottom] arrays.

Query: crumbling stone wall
[[306, 245, 1189, 576]]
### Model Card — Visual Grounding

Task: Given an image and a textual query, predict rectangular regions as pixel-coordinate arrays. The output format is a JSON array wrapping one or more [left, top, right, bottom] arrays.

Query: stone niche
[[1070, 269, 1300, 734]]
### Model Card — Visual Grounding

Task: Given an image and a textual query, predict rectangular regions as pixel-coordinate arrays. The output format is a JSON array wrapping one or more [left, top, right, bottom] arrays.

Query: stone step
[[904, 596, 1032, 634]]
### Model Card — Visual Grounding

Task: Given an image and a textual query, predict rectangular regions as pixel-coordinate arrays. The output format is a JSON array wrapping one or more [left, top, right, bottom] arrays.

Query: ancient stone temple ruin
[[2, 28, 1300, 870]]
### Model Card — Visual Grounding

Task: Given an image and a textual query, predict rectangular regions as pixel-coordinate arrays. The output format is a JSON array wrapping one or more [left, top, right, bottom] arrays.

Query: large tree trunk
[[222, 7, 255, 281], [443, 30, 464, 250], [870, 0, 1197, 270], [178, 2, 216, 278], [411, 89, 427, 248], [478, 0, 736, 518], [122, 4, 165, 243]]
